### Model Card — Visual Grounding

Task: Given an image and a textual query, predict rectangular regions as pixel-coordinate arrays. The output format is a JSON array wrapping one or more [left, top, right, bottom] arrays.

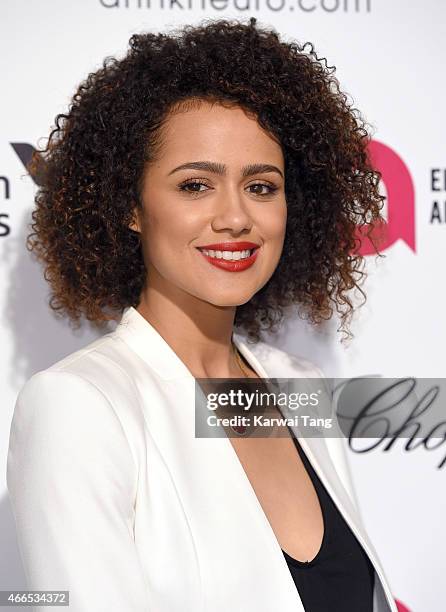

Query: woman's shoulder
[[12, 329, 150, 452], [19, 324, 157, 401]]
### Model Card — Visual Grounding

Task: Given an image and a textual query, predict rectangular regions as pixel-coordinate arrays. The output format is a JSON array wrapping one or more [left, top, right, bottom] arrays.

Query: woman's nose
[[211, 191, 252, 233]]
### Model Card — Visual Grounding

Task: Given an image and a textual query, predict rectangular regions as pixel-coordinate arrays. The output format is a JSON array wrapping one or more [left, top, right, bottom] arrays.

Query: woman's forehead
[[153, 104, 284, 167]]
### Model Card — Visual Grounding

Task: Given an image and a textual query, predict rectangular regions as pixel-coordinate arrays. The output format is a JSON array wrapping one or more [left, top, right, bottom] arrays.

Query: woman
[[7, 17, 396, 612]]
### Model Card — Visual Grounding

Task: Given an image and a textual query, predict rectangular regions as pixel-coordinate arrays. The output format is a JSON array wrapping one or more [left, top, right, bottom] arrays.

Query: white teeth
[[200, 249, 253, 260]]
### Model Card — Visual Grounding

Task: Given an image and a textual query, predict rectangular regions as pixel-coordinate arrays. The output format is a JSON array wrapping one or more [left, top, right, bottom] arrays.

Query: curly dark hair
[[27, 16, 384, 344]]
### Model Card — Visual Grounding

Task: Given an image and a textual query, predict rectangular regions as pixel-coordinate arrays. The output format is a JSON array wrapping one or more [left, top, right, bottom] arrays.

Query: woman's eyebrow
[[168, 161, 284, 179]]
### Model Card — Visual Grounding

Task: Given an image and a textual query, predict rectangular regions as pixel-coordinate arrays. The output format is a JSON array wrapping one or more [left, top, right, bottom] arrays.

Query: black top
[[282, 434, 375, 611]]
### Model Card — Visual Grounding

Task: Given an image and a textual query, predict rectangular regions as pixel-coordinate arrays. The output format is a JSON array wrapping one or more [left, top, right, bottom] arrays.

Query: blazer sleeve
[[6, 369, 151, 612]]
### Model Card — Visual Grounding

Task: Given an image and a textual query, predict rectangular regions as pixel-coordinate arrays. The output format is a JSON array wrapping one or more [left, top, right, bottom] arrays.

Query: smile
[[195, 241, 260, 272]]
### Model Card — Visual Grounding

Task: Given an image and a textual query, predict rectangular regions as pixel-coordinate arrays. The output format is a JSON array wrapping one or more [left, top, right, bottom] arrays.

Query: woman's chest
[[228, 431, 325, 564]]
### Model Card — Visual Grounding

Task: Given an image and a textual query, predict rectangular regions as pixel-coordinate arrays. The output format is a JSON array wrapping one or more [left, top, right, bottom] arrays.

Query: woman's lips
[[196, 247, 260, 272]]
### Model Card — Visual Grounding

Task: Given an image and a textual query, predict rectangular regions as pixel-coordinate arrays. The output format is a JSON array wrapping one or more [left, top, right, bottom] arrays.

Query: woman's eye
[[179, 180, 209, 194], [248, 183, 278, 196]]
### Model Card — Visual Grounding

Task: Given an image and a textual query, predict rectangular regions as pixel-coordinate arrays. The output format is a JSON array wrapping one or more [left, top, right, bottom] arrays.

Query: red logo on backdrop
[[395, 598, 411, 611], [356, 140, 416, 255]]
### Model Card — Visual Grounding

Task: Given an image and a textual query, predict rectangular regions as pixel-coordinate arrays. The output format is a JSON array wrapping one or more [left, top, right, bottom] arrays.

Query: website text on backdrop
[[6, 17, 397, 612]]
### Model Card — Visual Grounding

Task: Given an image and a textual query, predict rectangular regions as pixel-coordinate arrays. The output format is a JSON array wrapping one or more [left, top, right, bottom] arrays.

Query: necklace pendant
[[231, 423, 248, 436]]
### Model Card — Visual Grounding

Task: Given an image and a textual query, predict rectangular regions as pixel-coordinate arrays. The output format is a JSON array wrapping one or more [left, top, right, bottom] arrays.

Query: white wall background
[[1, 1, 445, 610]]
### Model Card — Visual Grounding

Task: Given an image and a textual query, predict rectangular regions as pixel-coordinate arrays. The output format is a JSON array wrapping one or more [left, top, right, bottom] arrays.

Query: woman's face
[[131, 100, 287, 308]]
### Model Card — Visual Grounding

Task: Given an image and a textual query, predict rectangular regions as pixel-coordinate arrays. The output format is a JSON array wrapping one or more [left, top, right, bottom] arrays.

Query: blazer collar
[[114, 305, 270, 380]]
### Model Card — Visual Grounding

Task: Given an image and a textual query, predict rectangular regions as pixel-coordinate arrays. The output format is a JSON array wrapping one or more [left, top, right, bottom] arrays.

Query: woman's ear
[[128, 206, 141, 233]]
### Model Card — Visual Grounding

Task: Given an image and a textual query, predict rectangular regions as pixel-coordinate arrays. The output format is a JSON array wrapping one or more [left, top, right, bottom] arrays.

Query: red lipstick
[[196, 241, 261, 272]]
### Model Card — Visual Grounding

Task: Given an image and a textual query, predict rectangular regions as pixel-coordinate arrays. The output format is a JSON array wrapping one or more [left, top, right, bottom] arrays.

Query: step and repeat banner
[[1, 1, 444, 611]]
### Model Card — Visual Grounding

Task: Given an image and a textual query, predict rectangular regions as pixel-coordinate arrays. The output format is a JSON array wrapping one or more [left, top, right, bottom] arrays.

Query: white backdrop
[[1, 2, 445, 611]]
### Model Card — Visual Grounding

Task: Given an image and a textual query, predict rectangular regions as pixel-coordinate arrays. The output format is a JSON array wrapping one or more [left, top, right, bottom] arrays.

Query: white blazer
[[7, 305, 397, 612]]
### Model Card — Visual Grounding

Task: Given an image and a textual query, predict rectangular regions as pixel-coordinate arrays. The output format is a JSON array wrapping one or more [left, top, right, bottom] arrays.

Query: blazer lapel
[[156, 377, 307, 611]]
